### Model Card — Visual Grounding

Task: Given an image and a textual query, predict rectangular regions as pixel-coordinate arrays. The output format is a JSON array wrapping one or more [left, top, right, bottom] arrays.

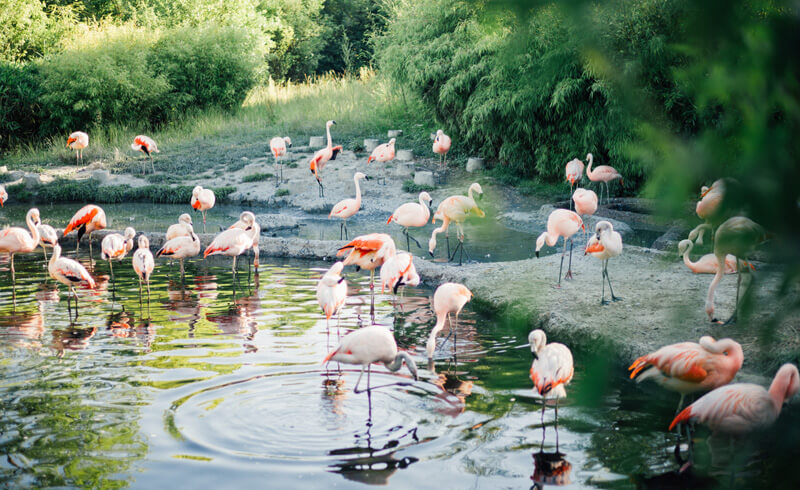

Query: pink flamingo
[[269, 136, 292, 183], [337, 233, 396, 316], [131, 135, 159, 174], [432, 129, 451, 169], [0, 184, 6, 206], [37, 223, 58, 261], [388, 191, 432, 251], [204, 222, 260, 281], [670, 363, 799, 434], [316, 261, 348, 333], [535, 209, 584, 287], [325, 325, 418, 393], [572, 188, 597, 234], [48, 242, 95, 317], [529, 329, 573, 448], [157, 227, 200, 280], [132, 235, 155, 314], [565, 158, 585, 209], [705, 216, 766, 325], [100, 226, 136, 285], [229, 211, 260, 270], [586, 153, 622, 204], [191, 186, 215, 233], [329, 172, 367, 240], [379, 252, 420, 306], [629, 336, 744, 413], [690, 179, 726, 245], [309, 120, 342, 198], [0, 208, 41, 284], [428, 183, 485, 264], [426, 282, 472, 360], [166, 214, 193, 241], [63, 204, 107, 256], [678, 239, 750, 275], [585, 220, 623, 304], [66, 131, 89, 165], [367, 138, 395, 185]]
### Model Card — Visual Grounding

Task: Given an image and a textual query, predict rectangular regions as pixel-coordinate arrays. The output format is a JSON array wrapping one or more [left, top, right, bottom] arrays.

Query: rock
[[395, 162, 414, 178], [0, 166, 7, 174], [92, 169, 111, 184], [651, 225, 686, 251], [414, 171, 435, 188], [364, 139, 380, 152], [309, 136, 325, 148], [254, 213, 299, 230], [39, 174, 54, 184], [300, 197, 338, 214], [466, 157, 484, 173], [22, 173, 40, 186], [396, 149, 414, 161], [388, 130, 403, 138], [6, 170, 24, 182]]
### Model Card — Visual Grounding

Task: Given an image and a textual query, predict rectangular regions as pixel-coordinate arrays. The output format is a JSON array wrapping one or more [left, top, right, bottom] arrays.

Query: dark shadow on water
[[531, 451, 572, 487]]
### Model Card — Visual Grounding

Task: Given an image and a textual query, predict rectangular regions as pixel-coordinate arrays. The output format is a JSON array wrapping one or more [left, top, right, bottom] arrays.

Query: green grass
[[241, 172, 274, 182], [402, 179, 435, 193], [275, 188, 290, 197]]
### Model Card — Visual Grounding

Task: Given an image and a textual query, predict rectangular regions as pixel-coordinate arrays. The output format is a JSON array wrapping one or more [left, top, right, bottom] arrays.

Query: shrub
[[0, 62, 42, 147], [402, 180, 434, 193], [23, 178, 236, 204], [275, 188, 290, 197], [242, 172, 274, 182]]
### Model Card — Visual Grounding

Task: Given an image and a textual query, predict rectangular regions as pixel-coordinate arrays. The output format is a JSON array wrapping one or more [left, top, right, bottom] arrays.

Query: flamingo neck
[[681, 243, 697, 271], [326, 124, 332, 149], [768, 372, 792, 413], [426, 311, 448, 358], [50, 246, 61, 266], [354, 177, 362, 205], [27, 214, 40, 246], [586, 155, 594, 177], [704, 257, 726, 320]]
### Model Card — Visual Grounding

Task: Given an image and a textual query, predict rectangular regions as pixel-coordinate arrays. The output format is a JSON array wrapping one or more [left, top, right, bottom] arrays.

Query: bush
[[402, 180, 434, 193], [0, 0, 75, 63], [275, 188, 290, 197], [242, 173, 274, 182], [0, 62, 42, 147], [24, 178, 236, 204]]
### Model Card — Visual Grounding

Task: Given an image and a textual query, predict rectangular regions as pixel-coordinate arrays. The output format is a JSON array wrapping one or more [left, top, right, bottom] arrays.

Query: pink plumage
[[529, 329, 573, 399], [572, 188, 598, 217]]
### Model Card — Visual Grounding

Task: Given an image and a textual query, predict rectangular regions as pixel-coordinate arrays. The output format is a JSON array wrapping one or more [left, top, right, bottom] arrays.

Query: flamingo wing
[[64, 206, 99, 235]]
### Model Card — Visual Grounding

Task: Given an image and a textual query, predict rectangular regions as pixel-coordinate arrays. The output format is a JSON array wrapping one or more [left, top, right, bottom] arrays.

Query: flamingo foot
[[611, 295, 623, 302], [564, 270, 573, 280], [551, 284, 562, 290], [721, 313, 737, 326], [601, 299, 610, 306]]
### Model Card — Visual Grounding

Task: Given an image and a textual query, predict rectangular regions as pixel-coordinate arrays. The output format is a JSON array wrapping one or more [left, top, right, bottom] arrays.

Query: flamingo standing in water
[[132, 235, 155, 315], [535, 209, 584, 287], [100, 227, 136, 285], [63, 204, 106, 257], [585, 221, 623, 304], [37, 223, 58, 261], [586, 153, 622, 204], [572, 188, 598, 231], [131, 135, 159, 174], [690, 179, 726, 245], [432, 129, 451, 169], [670, 363, 799, 434], [529, 329, 573, 449], [0, 184, 8, 206], [678, 239, 748, 275], [705, 216, 766, 325], [337, 233, 396, 316], [157, 225, 200, 280], [0, 208, 41, 284], [66, 131, 89, 165], [388, 191, 432, 251], [329, 172, 368, 240], [269, 136, 292, 183], [316, 261, 348, 333], [191, 186, 215, 233], [48, 242, 95, 318], [204, 222, 259, 281], [324, 325, 418, 393], [309, 120, 342, 198], [428, 183, 485, 264], [367, 138, 395, 185], [229, 211, 261, 271], [380, 252, 420, 307], [426, 282, 472, 360], [166, 214, 194, 241], [565, 158, 585, 209]]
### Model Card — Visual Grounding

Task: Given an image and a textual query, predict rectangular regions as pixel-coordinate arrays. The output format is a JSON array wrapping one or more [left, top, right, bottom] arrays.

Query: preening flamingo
[[428, 183, 485, 264], [337, 233, 396, 316], [670, 363, 799, 434], [324, 325, 418, 393], [705, 216, 766, 325], [584, 220, 623, 304], [66, 131, 89, 165], [37, 223, 58, 261], [565, 158, 585, 209], [269, 136, 292, 183], [48, 242, 95, 318], [204, 221, 259, 281], [535, 209, 584, 287], [316, 261, 348, 333], [379, 252, 420, 306], [0, 184, 8, 206], [100, 226, 136, 285], [432, 129, 451, 169], [367, 138, 395, 185], [426, 282, 472, 360], [157, 227, 200, 280], [586, 153, 622, 204], [572, 188, 598, 229], [529, 329, 573, 448], [0, 208, 41, 284], [190, 186, 215, 233], [229, 211, 261, 270], [388, 191, 432, 251], [166, 214, 193, 241], [63, 204, 106, 257], [690, 179, 726, 245], [678, 239, 748, 275], [131, 135, 159, 174], [309, 120, 342, 198], [329, 172, 368, 240], [132, 235, 155, 314]]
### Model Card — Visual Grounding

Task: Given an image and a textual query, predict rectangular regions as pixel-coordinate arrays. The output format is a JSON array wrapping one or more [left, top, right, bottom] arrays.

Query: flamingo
[[309, 120, 342, 197], [131, 135, 159, 174], [678, 239, 749, 275], [337, 233, 396, 316], [100, 227, 136, 285], [316, 261, 348, 333], [426, 282, 472, 360], [586, 153, 622, 204], [156, 227, 200, 280], [66, 131, 89, 165], [132, 235, 155, 314], [565, 158, 585, 209], [629, 336, 744, 414], [63, 204, 107, 257], [48, 242, 95, 318], [585, 220, 623, 304], [432, 129, 451, 169], [428, 183, 485, 264], [670, 363, 799, 435], [329, 172, 368, 240], [323, 325, 418, 393], [367, 138, 395, 185], [203, 222, 259, 281], [0, 184, 7, 206], [37, 223, 58, 261], [229, 211, 261, 270], [166, 214, 193, 241], [387, 191, 432, 251], [0, 208, 41, 284], [535, 209, 584, 287], [529, 329, 573, 449], [379, 252, 420, 307], [690, 179, 726, 245], [572, 188, 598, 231], [269, 136, 292, 183], [705, 216, 766, 325], [190, 186, 215, 233]]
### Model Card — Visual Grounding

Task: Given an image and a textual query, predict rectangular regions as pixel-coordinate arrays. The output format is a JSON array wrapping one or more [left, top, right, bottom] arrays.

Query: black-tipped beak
[[429, 251, 434, 257], [332, 120, 337, 125], [338, 276, 346, 283], [364, 175, 371, 181], [535, 251, 540, 258]]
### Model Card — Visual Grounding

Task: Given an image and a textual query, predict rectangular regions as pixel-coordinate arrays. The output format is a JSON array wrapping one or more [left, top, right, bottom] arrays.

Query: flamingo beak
[[332, 120, 337, 125], [338, 276, 346, 283], [535, 251, 540, 258]]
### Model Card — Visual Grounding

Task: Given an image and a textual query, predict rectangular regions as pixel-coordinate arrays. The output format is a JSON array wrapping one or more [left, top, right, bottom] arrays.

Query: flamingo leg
[[540, 400, 547, 450], [564, 238, 574, 280], [146, 281, 151, 318], [600, 260, 607, 305], [339, 222, 344, 240], [202, 210, 207, 233], [555, 238, 567, 288], [42, 246, 48, 263], [605, 260, 621, 302], [723, 258, 744, 326], [88, 232, 94, 261], [180, 258, 185, 283], [555, 399, 560, 453], [10, 253, 15, 285], [569, 182, 574, 209], [150, 154, 155, 175], [369, 269, 375, 318], [317, 179, 324, 198]]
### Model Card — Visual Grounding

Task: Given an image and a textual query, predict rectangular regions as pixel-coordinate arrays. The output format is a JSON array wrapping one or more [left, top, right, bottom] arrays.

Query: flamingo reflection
[[51, 326, 97, 356], [431, 372, 474, 417], [531, 451, 572, 488]]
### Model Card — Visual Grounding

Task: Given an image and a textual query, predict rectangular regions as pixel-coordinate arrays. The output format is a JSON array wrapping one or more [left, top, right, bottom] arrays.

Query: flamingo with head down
[[388, 191, 432, 251], [529, 329, 573, 450], [270, 136, 292, 183], [63, 204, 106, 257], [48, 242, 95, 318], [426, 282, 472, 360], [191, 186, 215, 233], [428, 183, 485, 264], [337, 233, 396, 317], [67, 131, 89, 165], [565, 158, 585, 208], [535, 209, 584, 287], [131, 135, 159, 174], [0, 184, 7, 206], [367, 138, 395, 185]]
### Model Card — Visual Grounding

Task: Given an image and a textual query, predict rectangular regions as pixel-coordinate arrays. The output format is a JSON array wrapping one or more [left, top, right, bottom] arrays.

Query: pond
[[1, 252, 798, 489]]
